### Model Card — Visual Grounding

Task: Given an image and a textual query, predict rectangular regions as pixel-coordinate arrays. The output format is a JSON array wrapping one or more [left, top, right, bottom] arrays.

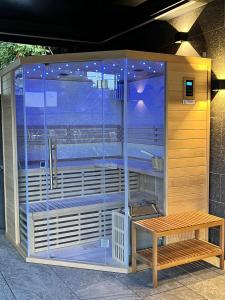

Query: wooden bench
[[132, 211, 225, 288], [19, 193, 124, 254], [19, 190, 155, 254], [18, 163, 160, 254]]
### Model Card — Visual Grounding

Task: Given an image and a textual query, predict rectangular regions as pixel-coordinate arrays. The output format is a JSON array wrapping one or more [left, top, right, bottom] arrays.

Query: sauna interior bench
[[132, 211, 225, 288]]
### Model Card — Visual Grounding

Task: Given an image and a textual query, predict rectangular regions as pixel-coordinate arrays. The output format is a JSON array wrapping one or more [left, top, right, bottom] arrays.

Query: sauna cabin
[[0, 50, 211, 272]]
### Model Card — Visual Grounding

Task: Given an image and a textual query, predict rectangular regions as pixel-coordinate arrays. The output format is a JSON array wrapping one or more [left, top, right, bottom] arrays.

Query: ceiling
[[0, 0, 191, 47]]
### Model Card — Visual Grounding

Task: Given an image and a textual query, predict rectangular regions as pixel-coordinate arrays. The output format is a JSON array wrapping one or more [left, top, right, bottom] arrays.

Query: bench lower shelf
[[136, 239, 222, 271]]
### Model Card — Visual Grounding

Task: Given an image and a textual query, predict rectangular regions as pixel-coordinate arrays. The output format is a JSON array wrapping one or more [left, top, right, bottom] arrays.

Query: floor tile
[[176, 262, 221, 285], [145, 286, 206, 300], [2, 262, 78, 300], [77, 278, 136, 299], [187, 275, 225, 300], [51, 265, 115, 291], [200, 259, 225, 275], [0, 272, 16, 300], [95, 296, 142, 300], [115, 268, 182, 297]]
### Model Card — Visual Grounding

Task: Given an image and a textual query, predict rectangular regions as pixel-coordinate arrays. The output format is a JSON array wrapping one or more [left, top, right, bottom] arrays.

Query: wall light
[[175, 32, 189, 44], [212, 79, 225, 92]]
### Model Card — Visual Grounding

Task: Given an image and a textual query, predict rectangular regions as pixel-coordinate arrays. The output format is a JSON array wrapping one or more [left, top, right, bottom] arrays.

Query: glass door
[[17, 59, 129, 269], [42, 60, 128, 268]]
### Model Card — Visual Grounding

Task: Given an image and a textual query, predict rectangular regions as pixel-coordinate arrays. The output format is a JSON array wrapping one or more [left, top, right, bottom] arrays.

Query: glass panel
[[16, 63, 49, 257], [15, 56, 165, 271], [15, 67, 28, 255], [127, 59, 166, 253], [101, 59, 128, 267]]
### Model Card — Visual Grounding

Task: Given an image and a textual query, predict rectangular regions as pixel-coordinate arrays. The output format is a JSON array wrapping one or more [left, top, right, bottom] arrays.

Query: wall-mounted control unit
[[183, 77, 195, 105]]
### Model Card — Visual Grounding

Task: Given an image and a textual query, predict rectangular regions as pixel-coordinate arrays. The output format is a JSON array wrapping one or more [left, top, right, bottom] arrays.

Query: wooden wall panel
[[1, 72, 19, 245], [166, 57, 210, 240]]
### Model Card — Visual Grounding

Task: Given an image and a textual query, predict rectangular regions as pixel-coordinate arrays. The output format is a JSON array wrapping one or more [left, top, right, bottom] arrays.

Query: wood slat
[[168, 111, 207, 121], [168, 139, 206, 149], [168, 157, 206, 168], [168, 166, 207, 178], [136, 239, 222, 270], [168, 148, 206, 159], [134, 211, 222, 233]]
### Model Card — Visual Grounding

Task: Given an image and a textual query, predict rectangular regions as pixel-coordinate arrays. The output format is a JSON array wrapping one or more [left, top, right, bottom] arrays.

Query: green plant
[[0, 42, 49, 69]]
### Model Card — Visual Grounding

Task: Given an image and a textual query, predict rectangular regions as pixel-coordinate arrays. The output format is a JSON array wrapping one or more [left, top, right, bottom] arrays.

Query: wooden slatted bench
[[19, 190, 155, 254], [132, 211, 225, 288], [19, 193, 125, 254]]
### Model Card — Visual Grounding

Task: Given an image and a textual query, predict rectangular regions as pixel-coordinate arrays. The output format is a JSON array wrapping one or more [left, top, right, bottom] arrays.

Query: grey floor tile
[[95, 296, 142, 300], [198, 260, 225, 275], [176, 262, 221, 285], [75, 278, 136, 299], [2, 262, 79, 300], [115, 268, 182, 297], [144, 286, 206, 300], [187, 275, 225, 300], [0, 272, 16, 300], [51, 265, 115, 291]]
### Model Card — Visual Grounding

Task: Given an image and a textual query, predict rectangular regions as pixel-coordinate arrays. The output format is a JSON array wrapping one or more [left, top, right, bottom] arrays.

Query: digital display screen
[[185, 80, 194, 97]]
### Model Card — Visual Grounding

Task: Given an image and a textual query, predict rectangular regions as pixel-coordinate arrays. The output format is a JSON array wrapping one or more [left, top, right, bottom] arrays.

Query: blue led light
[[37, 65, 41, 69], [66, 64, 69, 67], [33, 68, 36, 72], [77, 68, 80, 71], [26, 71, 30, 74], [46, 72, 49, 75], [70, 71, 73, 74], [85, 65, 89, 68], [58, 67, 62, 70], [132, 65, 135, 68], [148, 66, 151, 69], [94, 62, 97, 65], [113, 64, 116, 67], [142, 62, 146, 65], [120, 68, 123, 71], [51, 70, 54, 73]]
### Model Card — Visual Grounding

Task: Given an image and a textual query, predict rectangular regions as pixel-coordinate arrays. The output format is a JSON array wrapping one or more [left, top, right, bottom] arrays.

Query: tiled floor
[[1, 231, 225, 300]]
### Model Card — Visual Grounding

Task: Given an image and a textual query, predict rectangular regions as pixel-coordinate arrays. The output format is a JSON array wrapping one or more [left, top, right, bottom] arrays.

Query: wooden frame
[[132, 211, 224, 288], [0, 50, 211, 272]]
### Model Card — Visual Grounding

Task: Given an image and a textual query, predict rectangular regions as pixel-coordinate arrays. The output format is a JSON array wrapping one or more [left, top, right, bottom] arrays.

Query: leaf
[[0, 42, 49, 69]]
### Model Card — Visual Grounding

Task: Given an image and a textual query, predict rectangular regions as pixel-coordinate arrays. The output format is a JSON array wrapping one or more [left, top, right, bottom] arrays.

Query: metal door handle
[[48, 138, 53, 190], [48, 137, 58, 190], [53, 141, 58, 188]]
